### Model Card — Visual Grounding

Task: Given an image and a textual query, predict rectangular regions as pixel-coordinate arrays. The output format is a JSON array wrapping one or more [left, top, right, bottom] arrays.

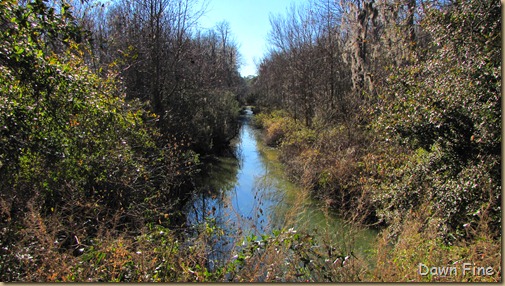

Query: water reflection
[[186, 108, 281, 236], [184, 107, 376, 266]]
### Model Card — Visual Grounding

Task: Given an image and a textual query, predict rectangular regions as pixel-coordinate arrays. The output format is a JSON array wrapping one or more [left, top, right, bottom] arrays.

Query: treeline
[[0, 0, 244, 281], [76, 0, 245, 153], [251, 0, 500, 254]]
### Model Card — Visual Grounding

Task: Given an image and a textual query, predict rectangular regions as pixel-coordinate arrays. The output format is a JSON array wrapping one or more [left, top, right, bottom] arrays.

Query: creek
[[184, 107, 377, 266]]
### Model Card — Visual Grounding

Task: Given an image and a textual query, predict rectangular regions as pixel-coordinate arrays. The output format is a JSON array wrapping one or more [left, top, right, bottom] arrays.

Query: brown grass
[[370, 205, 501, 282]]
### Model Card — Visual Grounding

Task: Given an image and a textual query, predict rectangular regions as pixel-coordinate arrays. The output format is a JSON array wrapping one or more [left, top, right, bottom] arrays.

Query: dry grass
[[370, 205, 501, 282], [251, 110, 502, 283], [1, 177, 500, 282]]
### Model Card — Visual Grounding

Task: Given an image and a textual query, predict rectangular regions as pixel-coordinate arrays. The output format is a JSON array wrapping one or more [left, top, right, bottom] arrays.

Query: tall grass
[[251, 109, 502, 282], [371, 205, 501, 282], [4, 193, 498, 282]]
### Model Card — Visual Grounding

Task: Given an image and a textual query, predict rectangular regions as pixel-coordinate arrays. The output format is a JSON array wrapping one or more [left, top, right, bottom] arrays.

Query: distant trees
[[253, 0, 358, 128], [254, 2, 350, 127], [253, 0, 433, 127]]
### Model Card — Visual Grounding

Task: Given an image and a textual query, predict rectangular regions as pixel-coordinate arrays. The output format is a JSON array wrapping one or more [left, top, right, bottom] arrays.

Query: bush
[[370, 0, 501, 239], [254, 110, 373, 221], [178, 90, 241, 154], [252, 110, 299, 147], [0, 1, 198, 280]]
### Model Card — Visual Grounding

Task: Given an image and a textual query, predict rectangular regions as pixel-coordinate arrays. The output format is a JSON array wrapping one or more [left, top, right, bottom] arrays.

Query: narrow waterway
[[185, 107, 376, 265]]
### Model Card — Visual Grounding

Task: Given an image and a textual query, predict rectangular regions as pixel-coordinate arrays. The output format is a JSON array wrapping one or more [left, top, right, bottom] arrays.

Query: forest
[[0, 0, 501, 282]]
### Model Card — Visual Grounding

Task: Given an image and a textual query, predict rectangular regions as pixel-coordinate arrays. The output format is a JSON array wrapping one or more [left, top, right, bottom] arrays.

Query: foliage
[[371, 0, 501, 239], [253, 0, 501, 282], [0, 0, 198, 280], [220, 227, 368, 282], [252, 110, 300, 146], [88, 0, 244, 155], [253, 109, 373, 223], [0, 0, 501, 282], [371, 205, 501, 282], [179, 90, 241, 154]]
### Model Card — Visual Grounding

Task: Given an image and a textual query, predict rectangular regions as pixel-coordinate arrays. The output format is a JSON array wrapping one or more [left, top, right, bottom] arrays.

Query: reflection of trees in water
[[184, 112, 286, 268], [184, 110, 377, 271], [185, 111, 308, 267], [185, 189, 234, 269]]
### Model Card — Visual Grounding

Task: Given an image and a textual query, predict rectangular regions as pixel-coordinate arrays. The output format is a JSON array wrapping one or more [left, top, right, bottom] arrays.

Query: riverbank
[[251, 109, 377, 224], [249, 108, 501, 282], [186, 106, 377, 271], [181, 106, 379, 281]]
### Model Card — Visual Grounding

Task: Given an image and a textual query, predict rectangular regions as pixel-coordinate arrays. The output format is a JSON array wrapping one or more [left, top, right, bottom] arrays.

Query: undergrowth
[[251, 109, 502, 282]]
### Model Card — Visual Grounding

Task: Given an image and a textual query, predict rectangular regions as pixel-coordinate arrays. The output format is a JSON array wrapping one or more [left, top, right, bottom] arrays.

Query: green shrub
[[0, 1, 198, 280], [370, 0, 501, 239], [252, 110, 299, 147], [179, 90, 241, 154]]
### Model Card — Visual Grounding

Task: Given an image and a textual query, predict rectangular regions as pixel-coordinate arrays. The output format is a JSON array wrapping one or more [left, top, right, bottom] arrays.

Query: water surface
[[185, 108, 376, 263]]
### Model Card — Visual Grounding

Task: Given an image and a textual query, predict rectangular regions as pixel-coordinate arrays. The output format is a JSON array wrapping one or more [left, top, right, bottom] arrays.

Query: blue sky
[[198, 0, 307, 77]]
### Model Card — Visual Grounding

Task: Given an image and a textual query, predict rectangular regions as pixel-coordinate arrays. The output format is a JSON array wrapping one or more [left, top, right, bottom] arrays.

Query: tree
[[371, 0, 501, 238], [0, 0, 198, 248], [83, 0, 243, 154]]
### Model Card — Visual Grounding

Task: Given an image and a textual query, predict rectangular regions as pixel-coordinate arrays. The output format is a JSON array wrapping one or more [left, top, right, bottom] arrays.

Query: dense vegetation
[[250, 0, 501, 282], [0, 0, 500, 282], [0, 0, 242, 281]]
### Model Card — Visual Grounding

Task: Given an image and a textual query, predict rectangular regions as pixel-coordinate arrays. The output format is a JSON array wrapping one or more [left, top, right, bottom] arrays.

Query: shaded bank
[[185, 107, 377, 271]]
